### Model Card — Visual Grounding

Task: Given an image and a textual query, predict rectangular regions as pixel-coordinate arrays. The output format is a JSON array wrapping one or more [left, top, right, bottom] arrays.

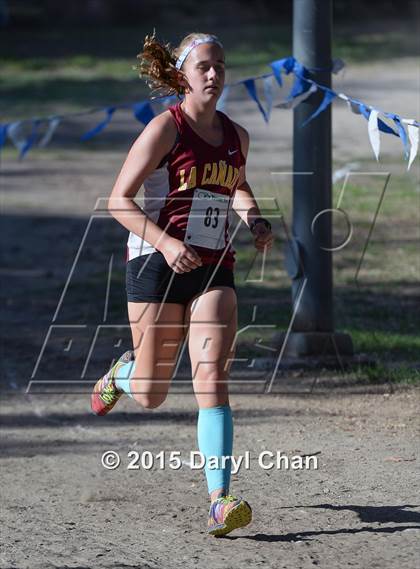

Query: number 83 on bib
[[184, 188, 231, 250]]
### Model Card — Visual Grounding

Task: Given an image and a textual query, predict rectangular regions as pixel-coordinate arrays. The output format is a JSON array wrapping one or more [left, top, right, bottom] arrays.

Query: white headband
[[175, 36, 223, 70]]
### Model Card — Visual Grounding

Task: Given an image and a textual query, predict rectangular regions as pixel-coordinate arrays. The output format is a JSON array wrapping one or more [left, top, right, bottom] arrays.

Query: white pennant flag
[[7, 121, 30, 152], [368, 109, 380, 161], [38, 117, 61, 148], [338, 93, 363, 115], [333, 161, 361, 183], [407, 124, 419, 171], [216, 85, 230, 112], [262, 76, 274, 120], [402, 119, 419, 171], [275, 83, 317, 109], [337, 93, 348, 101]]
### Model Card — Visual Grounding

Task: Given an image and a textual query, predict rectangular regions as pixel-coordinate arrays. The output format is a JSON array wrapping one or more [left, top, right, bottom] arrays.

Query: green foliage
[[354, 363, 420, 385], [1, 20, 418, 119]]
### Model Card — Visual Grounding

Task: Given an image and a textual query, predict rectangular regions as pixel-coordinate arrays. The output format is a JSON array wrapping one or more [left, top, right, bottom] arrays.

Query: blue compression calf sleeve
[[114, 361, 135, 399], [197, 404, 233, 494]]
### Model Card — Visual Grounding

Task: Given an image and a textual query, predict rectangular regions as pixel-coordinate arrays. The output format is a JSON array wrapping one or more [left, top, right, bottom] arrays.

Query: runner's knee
[[192, 366, 229, 394], [131, 391, 168, 409], [193, 363, 228, 382]]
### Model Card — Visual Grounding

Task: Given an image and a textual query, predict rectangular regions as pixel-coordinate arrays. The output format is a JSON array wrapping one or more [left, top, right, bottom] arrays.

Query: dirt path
[[1, 389, 419, 569]]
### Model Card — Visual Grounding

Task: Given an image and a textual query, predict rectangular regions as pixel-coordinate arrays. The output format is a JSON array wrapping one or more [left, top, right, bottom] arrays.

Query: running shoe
[[91, 350, 134, 416], [207, 494, 252, 537]]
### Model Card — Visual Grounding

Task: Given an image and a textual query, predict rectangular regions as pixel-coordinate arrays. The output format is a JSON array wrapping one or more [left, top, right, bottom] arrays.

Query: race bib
[[184, 188, 230, 249]]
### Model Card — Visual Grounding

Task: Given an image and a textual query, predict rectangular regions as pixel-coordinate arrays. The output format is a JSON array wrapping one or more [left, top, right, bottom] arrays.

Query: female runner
[[91, 31, 274, 537]]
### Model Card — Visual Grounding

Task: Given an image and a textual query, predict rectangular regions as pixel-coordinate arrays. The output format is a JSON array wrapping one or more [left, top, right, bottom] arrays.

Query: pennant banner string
[[1, 55, 418, 168]]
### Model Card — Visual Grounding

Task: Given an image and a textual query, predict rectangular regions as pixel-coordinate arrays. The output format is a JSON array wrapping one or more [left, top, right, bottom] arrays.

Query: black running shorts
[[126, 252, 235, 305]]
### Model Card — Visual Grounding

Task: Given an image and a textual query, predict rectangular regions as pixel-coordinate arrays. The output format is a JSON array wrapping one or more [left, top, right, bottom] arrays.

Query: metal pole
[[284, 0, 353, 356]]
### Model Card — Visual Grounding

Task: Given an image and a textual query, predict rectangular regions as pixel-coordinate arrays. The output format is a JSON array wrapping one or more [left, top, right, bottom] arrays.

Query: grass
[[353, 364, 420, 385], [1, 19, 418, 120], [229, 173, 419, 383]]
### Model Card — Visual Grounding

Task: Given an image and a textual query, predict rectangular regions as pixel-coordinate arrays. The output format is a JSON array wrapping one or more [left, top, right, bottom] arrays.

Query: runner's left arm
[[231, 124, 274, 251]]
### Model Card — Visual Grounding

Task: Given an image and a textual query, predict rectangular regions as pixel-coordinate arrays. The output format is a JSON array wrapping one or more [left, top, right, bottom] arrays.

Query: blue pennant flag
[[158, 95, 178, 108], [302, 90, 336, 126], [243, 79, 268, 122], [358, 103, 398, 136], [133, 102, 155, 125], [0, 124, 8, 150], [287, 61, 311, 101], [377, 117, 398, 136], [391, 115, 409, 158], [358, 103, 371, 121], [269, 57, 296, 86], [287, 74, 309, 100], [3, 55, 419, 163], [81, 107, 116, 141], [19, 119, 40, 159]]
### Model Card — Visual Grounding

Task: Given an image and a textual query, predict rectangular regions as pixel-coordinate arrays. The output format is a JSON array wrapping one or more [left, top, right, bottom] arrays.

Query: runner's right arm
[[108, 112, 202, 272]]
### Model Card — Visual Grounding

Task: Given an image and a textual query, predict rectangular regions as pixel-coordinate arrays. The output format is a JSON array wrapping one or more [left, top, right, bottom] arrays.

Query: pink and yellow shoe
[[207, 494, 252, 537], [91, 351, 134, 416]]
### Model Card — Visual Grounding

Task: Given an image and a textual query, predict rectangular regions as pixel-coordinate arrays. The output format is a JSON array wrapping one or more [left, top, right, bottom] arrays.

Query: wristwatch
[[249, 217, 272, 233]]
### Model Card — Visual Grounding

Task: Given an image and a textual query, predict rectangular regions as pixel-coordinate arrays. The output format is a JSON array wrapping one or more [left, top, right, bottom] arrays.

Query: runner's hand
[[159, 236, 203, 273], [251, 222, 274, 252]]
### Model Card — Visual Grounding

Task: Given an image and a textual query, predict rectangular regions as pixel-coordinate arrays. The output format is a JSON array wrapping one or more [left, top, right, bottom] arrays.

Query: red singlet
[[126, 101, 246, 270]]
